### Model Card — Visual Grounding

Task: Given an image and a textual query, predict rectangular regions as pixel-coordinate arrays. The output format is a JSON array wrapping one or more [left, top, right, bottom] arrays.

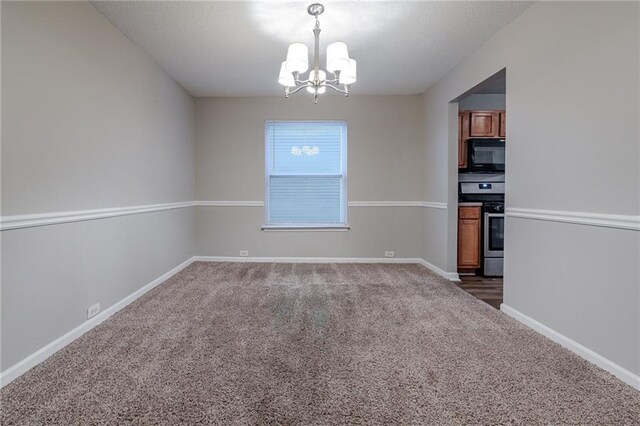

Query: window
[[264, 121, 347, 229]]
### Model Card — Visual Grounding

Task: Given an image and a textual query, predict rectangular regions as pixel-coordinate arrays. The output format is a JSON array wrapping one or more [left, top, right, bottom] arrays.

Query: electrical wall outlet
[[384, 251, 395, 258], [87, 303, 100, 319], [239, 250, 249, 257]]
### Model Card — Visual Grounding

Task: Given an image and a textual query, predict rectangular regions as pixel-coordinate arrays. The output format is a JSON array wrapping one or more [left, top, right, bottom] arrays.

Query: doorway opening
[[451, 69, 506, 309]]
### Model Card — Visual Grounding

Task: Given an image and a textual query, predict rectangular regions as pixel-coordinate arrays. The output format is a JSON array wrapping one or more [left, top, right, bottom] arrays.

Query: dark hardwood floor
[[456, 275, 503, 309]]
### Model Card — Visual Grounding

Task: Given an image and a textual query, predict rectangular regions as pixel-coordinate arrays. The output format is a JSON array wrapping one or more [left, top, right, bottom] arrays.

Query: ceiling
[[91, 1, 532, 97]]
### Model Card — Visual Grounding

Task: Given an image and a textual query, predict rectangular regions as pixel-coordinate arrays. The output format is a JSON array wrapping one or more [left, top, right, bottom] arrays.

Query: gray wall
[[421, 2, 639, 374], [458, 94, 505, 111], [195, 96, 424, 258], [1, 1, 196, 370]]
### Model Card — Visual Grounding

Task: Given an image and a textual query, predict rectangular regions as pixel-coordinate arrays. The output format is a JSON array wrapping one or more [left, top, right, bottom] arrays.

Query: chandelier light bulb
[[326, 42, 350, 73], [339, 59, 357, 85], [278, 62, 295, 87], [285, 43, 309, 73]]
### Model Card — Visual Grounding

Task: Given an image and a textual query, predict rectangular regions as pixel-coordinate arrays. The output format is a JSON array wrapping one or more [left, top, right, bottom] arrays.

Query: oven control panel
[[460, 182, 505, 195]]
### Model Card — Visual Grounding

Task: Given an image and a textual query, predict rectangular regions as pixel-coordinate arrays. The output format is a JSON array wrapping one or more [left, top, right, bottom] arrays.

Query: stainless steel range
[[482, 201, 504, 276], [459, 173, 505, 277]]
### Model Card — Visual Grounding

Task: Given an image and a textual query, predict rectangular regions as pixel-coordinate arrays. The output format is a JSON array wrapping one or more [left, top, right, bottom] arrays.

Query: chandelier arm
[[288, 83, 313, 95], [324, 83, 348, 94]]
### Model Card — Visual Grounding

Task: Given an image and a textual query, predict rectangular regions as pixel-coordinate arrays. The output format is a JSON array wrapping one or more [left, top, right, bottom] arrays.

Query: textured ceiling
[[91, 1, 532, 97]]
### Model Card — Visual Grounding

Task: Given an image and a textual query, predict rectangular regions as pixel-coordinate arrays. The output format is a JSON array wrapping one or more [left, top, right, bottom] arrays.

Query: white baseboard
[[0, 257, 196, 388], [194, 256, 421, 264], [500, 304, 640, 390], [195, 256, 461, 282], [416, 258, 460, 281]]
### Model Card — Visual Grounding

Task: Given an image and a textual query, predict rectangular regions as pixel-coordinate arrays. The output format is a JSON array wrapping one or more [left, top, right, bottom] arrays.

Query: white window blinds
[[265, 121, 347, 227]]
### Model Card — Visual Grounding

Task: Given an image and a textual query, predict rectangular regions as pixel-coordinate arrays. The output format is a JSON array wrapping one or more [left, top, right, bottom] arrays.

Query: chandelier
[[278, 3, 357, 103]]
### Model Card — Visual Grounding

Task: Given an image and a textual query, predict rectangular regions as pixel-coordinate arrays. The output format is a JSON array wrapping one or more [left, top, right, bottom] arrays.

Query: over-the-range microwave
[[468, 139, 505, 172]]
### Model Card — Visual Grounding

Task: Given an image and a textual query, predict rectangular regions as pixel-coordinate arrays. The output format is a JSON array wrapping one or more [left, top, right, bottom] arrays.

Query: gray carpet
[[1, 262, 639, 424]]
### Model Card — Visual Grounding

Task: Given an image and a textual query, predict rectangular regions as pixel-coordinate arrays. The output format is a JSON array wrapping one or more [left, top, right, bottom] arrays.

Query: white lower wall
[[420, 208, 448, 272], [1, 208, 195, 371], [504, 217, 640, 374], [3, 206, 637, 387], [196, 206, 421, 259]]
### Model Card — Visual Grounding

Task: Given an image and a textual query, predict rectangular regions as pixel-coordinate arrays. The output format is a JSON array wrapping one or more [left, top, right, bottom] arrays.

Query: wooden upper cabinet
[[458, 206, 481, 268], [458, 112, 470, 168], [459, 109, 504, 168], [469, 111, 500, 137]]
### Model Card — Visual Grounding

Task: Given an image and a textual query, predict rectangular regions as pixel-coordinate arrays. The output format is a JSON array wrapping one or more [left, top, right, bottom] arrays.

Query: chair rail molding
[[195, 201, 448, 209], [195, 201, 264, 207], [349, 201, 424, 207], [1, 201, 195, 231], [347, 201, 447, 209], [419, 201, 448, 209], [1, 200, 449, 231], [506, 207, 640, 231]]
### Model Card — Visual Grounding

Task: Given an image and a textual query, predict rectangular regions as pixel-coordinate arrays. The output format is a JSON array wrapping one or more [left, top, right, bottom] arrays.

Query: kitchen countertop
[[458, 202, 483, 207]]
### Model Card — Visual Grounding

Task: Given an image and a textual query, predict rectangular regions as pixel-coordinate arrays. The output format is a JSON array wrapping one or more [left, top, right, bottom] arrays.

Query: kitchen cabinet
[[458, 206, 481, 269], [469, 111, 500, 137], [459, 110, 505, 168]]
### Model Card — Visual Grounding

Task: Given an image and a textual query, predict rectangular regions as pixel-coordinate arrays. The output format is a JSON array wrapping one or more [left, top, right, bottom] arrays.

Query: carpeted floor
[[1, 262, 639, 424]]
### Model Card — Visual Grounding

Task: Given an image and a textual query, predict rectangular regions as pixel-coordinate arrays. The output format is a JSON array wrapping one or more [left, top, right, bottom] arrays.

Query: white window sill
[[262, 225, 350, 232]]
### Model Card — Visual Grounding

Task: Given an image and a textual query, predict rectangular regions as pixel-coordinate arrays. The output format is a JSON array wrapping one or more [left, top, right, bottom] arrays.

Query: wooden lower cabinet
[[458, 206, 481, 269]]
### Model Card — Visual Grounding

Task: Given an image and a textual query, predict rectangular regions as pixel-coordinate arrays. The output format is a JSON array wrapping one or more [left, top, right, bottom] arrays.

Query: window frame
[[263, 120, 348, 230]]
